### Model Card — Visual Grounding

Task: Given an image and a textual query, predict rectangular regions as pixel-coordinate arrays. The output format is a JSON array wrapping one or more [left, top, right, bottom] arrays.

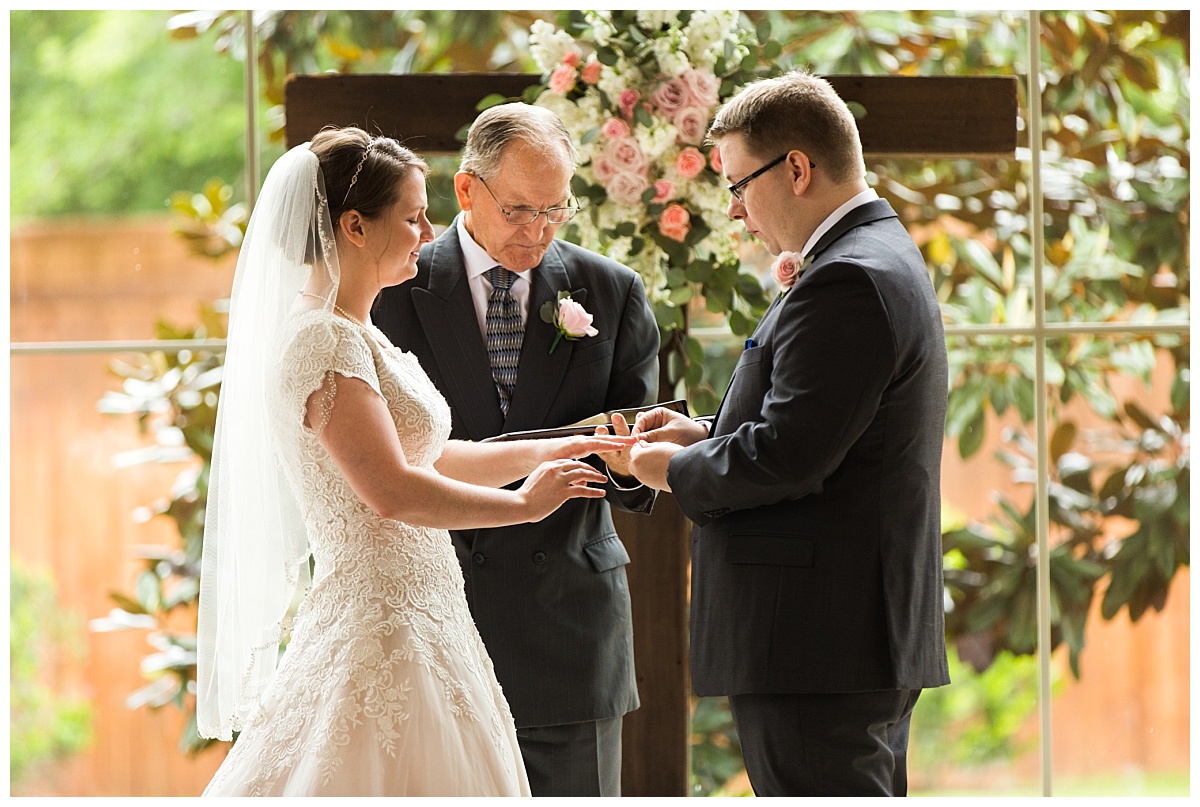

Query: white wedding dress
[[204, 309, 530, 796]]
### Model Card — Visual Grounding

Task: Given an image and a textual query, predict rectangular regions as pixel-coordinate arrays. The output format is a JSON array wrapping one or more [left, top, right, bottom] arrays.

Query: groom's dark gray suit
[[668, 198, 950, 794], [373, 220, 659, 791]]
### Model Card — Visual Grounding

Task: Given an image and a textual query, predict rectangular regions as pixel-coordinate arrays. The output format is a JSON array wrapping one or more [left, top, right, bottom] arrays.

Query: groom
[[629, 70, 950, 796], [374, 103, 659, 796]]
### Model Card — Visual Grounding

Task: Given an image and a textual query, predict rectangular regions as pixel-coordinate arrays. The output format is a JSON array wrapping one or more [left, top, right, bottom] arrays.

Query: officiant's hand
[[593, 412, 637, 481]]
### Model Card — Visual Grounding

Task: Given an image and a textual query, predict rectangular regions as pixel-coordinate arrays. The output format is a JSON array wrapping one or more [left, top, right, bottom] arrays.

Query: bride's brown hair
[[310, 126, 428, 227]]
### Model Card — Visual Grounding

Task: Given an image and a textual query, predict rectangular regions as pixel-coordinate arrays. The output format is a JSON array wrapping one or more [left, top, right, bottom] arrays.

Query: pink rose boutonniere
[[540, 291, 599, 353], [771, 251, 812, 295]]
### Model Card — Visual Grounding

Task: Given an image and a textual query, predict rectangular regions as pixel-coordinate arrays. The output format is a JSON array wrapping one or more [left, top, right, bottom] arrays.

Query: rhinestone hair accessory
[[342, 139, 375, 206]]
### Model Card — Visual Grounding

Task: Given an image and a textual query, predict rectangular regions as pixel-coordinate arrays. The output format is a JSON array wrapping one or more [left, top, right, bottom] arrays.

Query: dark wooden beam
[[285, 72, 1018, 157]]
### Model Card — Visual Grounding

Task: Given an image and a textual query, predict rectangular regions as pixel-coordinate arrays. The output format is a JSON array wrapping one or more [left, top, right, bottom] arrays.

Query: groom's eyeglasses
[[727, 153, 815, 202], [474, 175, 580, 226]]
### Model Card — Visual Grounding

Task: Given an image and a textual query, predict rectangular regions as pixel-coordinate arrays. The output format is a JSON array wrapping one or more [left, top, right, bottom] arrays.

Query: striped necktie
[[485, 266, 524, 415]]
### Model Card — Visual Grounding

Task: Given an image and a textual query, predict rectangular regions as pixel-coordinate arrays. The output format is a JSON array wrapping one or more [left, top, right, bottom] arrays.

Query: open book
[[480, 399, 690, 442]]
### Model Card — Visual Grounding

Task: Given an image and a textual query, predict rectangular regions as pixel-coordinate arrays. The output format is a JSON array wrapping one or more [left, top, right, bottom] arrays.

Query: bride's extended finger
[[571, 435, 637, 455], [561, 464, 607, 484]]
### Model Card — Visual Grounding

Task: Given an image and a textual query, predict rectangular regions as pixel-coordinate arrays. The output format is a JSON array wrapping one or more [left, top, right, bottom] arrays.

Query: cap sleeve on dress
[[277, 313, 382, 435]]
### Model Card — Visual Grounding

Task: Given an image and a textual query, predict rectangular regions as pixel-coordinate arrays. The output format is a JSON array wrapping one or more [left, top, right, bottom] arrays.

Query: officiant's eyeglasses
[[474, 175, 580, 226], [727, 153, 815, 202]]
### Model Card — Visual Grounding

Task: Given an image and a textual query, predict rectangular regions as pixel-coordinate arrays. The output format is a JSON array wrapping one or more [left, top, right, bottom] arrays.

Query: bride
[[196, 127, 633, 796]]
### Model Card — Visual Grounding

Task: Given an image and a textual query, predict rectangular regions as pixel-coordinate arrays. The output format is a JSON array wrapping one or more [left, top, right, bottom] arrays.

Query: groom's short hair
[[460, 103, 579, 181], [709, 70, 866, 185]]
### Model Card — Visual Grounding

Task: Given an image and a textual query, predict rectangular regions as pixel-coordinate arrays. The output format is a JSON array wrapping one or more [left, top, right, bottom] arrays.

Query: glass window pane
[[11, 352, 226, 796], [1043, 334, 1189, 795]]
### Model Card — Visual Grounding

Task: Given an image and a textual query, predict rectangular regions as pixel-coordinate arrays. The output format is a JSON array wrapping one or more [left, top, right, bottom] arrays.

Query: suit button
[[473, 553, 486, 566], [532, 551, 546, 565]]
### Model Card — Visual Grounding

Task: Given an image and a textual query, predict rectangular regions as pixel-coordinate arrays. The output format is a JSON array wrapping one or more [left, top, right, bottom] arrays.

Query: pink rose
[[650, 77, 688, 115], [709, 146, 723, 174], [659, 203, 691, 243], [601, 117, 630, 140], [652, 179, 675, 203], [592, 156, 616, 183], [680, 69, 720, 107], [557, 298, 599, 338], [618, 89, 641, 118], [675, 147, 706, 179], [580, 59, 602, 84], [549, 64, 576, 95], [673, 106, 709, 145], [561, 50, 581, 68], [603, 137, 648, 176], [604, 170, 650, 204], [771, 251, 806, 289]]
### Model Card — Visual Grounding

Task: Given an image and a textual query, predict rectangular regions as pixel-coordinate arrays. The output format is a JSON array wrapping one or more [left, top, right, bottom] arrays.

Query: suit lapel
[[807, 198, 897, 261], [711, 200, 897, 433], [503, 242, 582, 433], [412, 229, 505, 441]]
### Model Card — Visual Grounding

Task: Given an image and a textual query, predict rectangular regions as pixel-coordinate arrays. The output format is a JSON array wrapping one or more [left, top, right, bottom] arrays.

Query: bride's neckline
[[294, 306, 396, 351]]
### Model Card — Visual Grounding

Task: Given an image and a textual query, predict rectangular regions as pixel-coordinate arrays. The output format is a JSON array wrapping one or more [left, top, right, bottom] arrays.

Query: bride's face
[[369, 170, 435, 287]]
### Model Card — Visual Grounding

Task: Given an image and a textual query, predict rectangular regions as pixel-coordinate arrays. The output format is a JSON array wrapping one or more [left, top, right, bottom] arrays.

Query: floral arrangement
[[522, 11, 783, 408]]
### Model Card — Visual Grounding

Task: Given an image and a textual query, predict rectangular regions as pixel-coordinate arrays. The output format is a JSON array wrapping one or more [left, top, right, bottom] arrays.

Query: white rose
[[637, 122, 680, 162], [584, 11, 616, 47], [529, 21, 579, 74], [598, 62, 640, 101], [636, 10, 675, 31], [605, 235, 634, 265]]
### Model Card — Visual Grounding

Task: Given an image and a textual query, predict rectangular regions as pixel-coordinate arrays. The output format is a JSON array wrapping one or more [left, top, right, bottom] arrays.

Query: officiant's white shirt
[[457, 215, 532, 338]]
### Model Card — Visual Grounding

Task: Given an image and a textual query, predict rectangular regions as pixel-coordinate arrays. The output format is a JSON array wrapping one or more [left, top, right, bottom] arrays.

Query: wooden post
[[283, 70, 1017, 796], [614, 497, 691, 796]]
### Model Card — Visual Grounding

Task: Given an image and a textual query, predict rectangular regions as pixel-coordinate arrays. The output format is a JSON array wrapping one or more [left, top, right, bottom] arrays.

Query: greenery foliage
[[10, 10, 247, 219], [10, 561, 95, 784], [93, 313, 226, 755]]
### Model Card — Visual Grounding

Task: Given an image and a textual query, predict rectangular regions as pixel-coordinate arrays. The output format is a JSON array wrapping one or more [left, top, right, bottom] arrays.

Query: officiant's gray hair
[[460, 103, 578, 180], [708, 70, 866, 185]]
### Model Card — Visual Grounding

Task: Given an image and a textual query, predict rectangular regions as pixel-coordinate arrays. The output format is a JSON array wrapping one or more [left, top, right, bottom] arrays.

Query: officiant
[[373, 102, 659, 797]]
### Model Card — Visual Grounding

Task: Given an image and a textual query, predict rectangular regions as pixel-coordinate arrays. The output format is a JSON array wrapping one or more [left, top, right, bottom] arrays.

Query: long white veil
[[196, 143, 340, 741]]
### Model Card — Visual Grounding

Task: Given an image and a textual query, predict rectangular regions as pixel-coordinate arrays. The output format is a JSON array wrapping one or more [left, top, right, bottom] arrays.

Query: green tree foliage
[[92, 312, 226, 756], [10, 10, 248, 219], [10, 561, 94, 784]]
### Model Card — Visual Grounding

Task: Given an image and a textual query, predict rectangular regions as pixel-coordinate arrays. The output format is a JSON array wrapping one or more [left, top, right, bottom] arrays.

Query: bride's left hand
[[536, 432, 637, 465]]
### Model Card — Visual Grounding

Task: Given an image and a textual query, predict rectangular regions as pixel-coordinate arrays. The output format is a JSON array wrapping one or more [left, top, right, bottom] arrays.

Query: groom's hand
[[632, 407, 708, 447], [628, 441, 681, 492]]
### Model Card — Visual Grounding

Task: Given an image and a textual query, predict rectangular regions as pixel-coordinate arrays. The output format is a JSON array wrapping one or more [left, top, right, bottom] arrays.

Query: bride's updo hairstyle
[[310, 126, 429, 227]]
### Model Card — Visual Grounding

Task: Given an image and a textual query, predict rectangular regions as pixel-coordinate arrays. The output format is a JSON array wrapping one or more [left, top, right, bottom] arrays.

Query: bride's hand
[[535, 433, 638, 465], [516, 459, 609, 521]]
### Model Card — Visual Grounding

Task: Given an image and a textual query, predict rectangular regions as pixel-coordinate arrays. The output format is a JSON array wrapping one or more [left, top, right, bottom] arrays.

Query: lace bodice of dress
[[231, 309, 515, 787], [270, 309, 453, 569]]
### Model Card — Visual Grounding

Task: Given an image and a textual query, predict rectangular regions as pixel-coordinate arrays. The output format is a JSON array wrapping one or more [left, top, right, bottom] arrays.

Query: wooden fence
[[9, 218, 1188, 795]]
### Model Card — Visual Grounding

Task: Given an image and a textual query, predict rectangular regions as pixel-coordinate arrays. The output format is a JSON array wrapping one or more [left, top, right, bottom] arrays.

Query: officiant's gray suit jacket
[[668, 199, 951, 697], [373, 221, 659, 728]]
